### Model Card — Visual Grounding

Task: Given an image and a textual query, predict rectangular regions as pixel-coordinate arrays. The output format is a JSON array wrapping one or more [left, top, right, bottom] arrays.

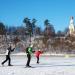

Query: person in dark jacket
[[26, 44, 34, 67], [1, 44, 15, 66]]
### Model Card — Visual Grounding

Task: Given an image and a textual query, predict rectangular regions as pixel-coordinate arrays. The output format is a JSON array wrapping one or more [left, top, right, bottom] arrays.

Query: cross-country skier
[[1, 44, 15, 66], [26, 44, 34, 67], [35, 49, 43, 64]]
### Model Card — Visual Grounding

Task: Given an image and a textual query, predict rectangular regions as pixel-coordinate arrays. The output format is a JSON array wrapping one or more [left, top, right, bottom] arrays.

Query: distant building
[[69, 16, 75, 35]]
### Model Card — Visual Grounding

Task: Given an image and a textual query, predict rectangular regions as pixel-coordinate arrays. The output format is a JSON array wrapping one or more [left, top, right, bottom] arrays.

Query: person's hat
[[30, 44, 33, 47], [39, 49, 41, 51]]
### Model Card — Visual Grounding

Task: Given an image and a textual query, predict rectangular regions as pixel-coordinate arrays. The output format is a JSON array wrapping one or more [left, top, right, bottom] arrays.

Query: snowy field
[[0, 55, 75, 75]]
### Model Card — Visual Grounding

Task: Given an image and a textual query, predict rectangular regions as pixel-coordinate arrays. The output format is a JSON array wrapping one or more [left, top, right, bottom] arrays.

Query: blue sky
[[0, 0, 75, 32]]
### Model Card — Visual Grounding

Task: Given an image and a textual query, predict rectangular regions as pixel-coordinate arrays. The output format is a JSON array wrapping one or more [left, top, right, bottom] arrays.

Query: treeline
[[1, 17, 75, 54], [0, 17, 69, 37]]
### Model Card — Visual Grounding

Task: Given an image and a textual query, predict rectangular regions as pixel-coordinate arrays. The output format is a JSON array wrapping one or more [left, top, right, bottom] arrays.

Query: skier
[[1, 44, 15, 66], [35, 49, 43, 64], [26, 44, 34, 67]]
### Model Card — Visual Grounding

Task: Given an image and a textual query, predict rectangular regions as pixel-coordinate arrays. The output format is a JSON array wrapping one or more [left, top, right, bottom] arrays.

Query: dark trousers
[[37, 57, 39, 63], [2, 55, 11, 65], [26, 54, 31, 66]]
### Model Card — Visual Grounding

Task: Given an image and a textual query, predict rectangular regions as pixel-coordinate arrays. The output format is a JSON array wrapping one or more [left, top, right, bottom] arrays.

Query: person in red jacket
[[35, 49, 43, 64]]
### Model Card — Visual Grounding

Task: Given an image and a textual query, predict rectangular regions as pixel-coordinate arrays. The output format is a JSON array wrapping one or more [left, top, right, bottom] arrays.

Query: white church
[[69, 16, 75, 35]]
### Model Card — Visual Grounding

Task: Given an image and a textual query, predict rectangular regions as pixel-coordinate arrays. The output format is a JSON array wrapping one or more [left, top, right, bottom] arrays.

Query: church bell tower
[[69, 16, 75, 35]]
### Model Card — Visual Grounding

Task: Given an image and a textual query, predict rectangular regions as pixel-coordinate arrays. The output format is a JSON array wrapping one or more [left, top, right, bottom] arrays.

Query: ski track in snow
[[0, 55, 75, 75]]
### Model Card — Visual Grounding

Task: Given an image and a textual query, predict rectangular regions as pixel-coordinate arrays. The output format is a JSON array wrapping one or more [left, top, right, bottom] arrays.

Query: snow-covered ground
[[0, 55, 75, 75]]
